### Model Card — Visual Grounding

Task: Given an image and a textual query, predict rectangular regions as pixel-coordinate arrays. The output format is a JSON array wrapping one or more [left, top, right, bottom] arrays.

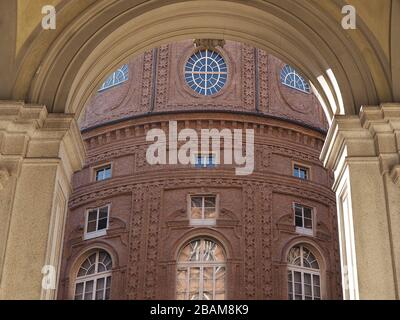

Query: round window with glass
[[184, 49, 228, 96]]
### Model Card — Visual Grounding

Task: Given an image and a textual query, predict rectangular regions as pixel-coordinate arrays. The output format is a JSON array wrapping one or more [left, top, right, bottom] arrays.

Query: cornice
[[68, 172, 336, 209], [0, 102, 86, 175], [321, 104, 400, 185], [80, 110, 328, 136]]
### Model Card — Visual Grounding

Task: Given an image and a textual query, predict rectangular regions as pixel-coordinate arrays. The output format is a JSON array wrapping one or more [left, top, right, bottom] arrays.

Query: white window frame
[[84, 205, 110, 240], [287, 245, 321, 300], [193, 152, 217, 168], [176, 239, 226, 300], [293, 163, 310, 180], [288, 267, 321, 300], [94, 164, 112, 182], [293, 203, 314, 236], [188, 194, 218, 226], [280, 65, 311, 94], [98, 64, 128, 92], [74, 251, 112, 300]]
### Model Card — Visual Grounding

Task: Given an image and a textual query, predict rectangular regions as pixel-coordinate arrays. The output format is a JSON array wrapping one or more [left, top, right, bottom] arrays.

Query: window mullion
[[292, 270, 295, 300], [92, 276, 97, 300], [187, 267, 190, 300], [202, 197, 205, 219], [213, 266, 216, 300], [311, 272, 314, 300], [200, 266, 204, 300]]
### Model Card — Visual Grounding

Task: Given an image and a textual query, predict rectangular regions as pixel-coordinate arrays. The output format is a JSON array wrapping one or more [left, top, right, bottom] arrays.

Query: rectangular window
[[294, 204, 313, 236], [190, 195, 217, 225], [195, 153, 216, 168], [95, 165, 112, 181], [85, 205, 109, 239], [293, 165, 309, 180]]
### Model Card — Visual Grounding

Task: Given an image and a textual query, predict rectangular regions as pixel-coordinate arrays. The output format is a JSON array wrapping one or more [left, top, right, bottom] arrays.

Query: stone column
[[0, 102, 85, 299], [321, 104, 400, 300]]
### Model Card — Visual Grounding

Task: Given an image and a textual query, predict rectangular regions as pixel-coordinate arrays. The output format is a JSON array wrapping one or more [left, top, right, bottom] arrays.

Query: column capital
[[0, 101, 85, 177], [321, 104, 400, 184]]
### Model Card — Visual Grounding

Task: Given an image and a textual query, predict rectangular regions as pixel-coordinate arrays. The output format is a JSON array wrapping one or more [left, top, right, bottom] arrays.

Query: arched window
[[185, 50, 228, 96], [176, 238, 226, 300], [280, 65, 311, 93], [74, 250, 112, 300], [287, 245, 321, 300], [98, 64, 128, 91]]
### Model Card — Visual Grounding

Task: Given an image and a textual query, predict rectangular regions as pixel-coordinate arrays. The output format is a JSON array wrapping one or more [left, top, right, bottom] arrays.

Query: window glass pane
[[191, 209, 202, 220], [96, 278, 105, 300], [314, 284, 321, 298], [84, 280, 94, 300], [88, 210, 97, 222], [204, 207, 216, 219], [104, 168, 111, 178], [191, 197, 202, 207], [304, 208, 312, 219], [101, 252, 112, 270], [295, 216, 303, 228], [294, 205, 303, 216], [313, 274, 320, 286], [97, 217, 108, 230], [99, 207, 108, 219], [304, 218, 312, 229], [304, 273, 312, 285], [204, 197, 216, 207], [96, 170, 103, 181], [87, 221, 97, 233], [304, 284, 312, 296], [294, 271, 302, 283], [294, 283, 302, 295], [74, 282, 84, 300]]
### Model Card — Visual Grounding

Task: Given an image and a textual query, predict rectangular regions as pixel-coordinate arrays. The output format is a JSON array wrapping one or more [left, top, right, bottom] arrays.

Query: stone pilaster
[[0, 102, 85, 299], [321, 103, 400, 300]]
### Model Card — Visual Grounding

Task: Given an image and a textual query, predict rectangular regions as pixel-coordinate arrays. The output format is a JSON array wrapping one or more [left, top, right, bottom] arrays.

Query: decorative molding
[[257, 50, 269, 112], [194, 39, 226, 49], [260, 187, 273, 298], [241, 45, 255, 110], [243, 183, 256, 298], [127, 187, 145, 299], [0, 102, 85, 174], [155, 45, 170, 111], [140, 50, 154, 111], [0, 168, 10, 190]]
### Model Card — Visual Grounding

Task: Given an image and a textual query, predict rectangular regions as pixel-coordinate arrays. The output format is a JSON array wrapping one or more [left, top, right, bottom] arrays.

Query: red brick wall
[[60, 41, 339, 300], [59, 111, 341, 300]]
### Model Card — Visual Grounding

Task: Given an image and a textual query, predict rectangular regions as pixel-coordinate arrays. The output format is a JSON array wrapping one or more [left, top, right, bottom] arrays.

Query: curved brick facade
[[59, 41, 341, 300]]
